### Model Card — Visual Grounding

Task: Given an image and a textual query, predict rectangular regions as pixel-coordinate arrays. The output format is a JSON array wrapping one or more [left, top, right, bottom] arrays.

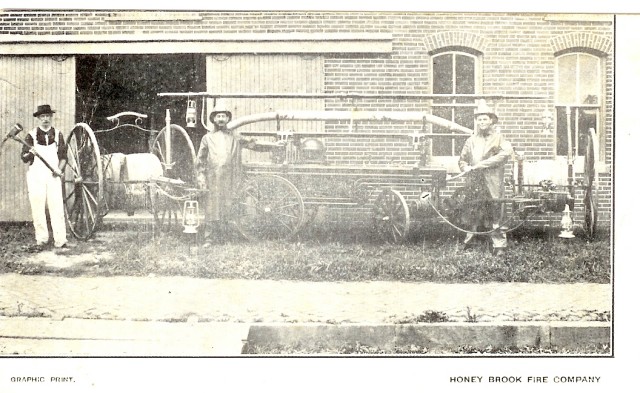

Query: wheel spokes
[[234, 175, 304, 240], [64, 124, 103, 240], [373, 189, 410, 243]]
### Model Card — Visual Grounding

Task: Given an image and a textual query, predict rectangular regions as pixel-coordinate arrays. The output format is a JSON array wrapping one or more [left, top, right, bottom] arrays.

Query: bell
[[185, 100, 197, 128], [558, 204, 575, 239], [182, 200, 200, 234]]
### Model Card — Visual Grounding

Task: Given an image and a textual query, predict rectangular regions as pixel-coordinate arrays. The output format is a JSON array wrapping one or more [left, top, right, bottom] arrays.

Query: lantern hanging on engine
[[185, 99, 197, 128], [182, 200, 200, 234]]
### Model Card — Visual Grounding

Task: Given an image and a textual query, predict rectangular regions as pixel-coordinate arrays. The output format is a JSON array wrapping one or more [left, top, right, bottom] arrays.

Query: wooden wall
[[0, 56, 75, 221], [206, 54, 325, 163]]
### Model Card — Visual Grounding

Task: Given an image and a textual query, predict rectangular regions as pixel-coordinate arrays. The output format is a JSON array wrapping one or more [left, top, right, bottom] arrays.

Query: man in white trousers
[[20, 104, 68, 250]]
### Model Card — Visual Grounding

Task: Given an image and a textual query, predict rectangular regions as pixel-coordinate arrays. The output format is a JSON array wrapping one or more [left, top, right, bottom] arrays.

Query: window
[[555, 52, 602, 157], [431, 51, 479, 156]]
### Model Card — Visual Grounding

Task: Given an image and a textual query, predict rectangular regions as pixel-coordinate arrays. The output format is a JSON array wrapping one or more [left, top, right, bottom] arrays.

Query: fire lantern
[[182, 200, 200, 234], [185, 100, 197, 128], [558, 204, 575, 239]]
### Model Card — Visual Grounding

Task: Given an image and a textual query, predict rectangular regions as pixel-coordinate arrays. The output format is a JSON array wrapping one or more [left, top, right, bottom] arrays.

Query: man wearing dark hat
[[458, 101, 513, 256], [21, 104, 68, 250], [195, 101, 280, 245]]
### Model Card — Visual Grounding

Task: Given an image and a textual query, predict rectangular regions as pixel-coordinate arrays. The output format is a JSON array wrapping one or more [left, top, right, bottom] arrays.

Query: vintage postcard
[[0, 1, 634, 391]]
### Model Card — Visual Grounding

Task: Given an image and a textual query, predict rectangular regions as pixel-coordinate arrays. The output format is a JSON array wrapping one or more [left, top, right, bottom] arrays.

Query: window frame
[[429, 49, 482, 171], [554, 51, 605, 172]]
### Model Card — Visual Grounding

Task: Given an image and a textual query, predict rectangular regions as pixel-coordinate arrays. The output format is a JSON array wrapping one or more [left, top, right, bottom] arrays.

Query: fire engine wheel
[[150, 124, 197, 184], [62, 123, 104, 240], [232, 175, 305, 241], [583, 128, 598, 238], [150, 124, 197, 232], [372, 188, 411, 243]]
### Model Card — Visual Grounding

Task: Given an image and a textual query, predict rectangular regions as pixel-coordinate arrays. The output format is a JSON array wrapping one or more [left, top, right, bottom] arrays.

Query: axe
[[1, 123, 62, 177], [0, 123, 24, 146]]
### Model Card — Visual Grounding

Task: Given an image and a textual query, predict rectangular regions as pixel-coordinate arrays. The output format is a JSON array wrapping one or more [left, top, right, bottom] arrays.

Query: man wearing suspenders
[[21, 104, 68, 250]]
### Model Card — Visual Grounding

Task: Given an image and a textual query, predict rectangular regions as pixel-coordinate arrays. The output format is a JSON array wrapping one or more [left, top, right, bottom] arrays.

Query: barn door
[[0, 55, 75, 221], [206, 54, 324, 163]]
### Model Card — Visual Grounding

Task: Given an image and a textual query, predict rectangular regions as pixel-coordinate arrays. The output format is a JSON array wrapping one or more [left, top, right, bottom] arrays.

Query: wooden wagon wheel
[[62, 123, 104, 240], [150, 124, 197, 231], [232, 175, 305, 241], [583, 128, 598, 238], [372, 188, 411, 243]]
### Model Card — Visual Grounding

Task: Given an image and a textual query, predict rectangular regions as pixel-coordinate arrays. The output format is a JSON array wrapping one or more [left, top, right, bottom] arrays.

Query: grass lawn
[[1, 220, 611, 283]]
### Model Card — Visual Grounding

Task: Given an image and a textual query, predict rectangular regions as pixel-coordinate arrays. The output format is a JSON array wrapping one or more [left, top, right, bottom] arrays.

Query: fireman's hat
[[474, 100, 499, 123], [209, 99, 232, 122], [33, 104, 56, 117]]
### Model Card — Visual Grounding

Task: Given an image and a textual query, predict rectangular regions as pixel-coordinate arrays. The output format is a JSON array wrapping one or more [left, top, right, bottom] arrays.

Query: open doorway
[[75, 54, 206, 155]]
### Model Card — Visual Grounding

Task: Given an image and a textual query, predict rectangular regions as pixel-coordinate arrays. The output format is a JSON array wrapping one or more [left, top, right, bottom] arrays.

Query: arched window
[[431, 50, 479, 157], [555, 52, 602, 157]]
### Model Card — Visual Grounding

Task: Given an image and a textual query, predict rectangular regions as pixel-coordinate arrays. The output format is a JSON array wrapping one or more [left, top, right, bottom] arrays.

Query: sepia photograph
[[0, 1, 633, 391]]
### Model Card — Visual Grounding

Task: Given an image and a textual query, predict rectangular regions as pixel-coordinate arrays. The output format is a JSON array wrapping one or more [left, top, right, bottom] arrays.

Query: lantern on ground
[[186, 100, 197, 128], [182, 200, 200, 234], [558, 204, 575, 239]]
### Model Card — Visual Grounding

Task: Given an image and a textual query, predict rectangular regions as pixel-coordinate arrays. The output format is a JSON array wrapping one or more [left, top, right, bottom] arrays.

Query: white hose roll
[[101, 153, 126, 182], [120, 153, 164, 182]]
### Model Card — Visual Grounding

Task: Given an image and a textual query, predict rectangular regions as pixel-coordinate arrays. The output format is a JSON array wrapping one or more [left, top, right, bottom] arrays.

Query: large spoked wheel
[[150, 124, 197, 232], [232, 175, 305, 241], [62, 123, 104, 240], [583, 128, 598, 238], [372, 188, 411, 243], [150, 124, 197, 182]]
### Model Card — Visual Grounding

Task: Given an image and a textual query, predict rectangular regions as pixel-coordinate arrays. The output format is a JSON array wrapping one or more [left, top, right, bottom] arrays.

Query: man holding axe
[[18, 104, 68, 250]]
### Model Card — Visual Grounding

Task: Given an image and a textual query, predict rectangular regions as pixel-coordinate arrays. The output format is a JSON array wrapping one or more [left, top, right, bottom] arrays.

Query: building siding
[[0, 55, 75, 221], [206, 53, 324, 163]]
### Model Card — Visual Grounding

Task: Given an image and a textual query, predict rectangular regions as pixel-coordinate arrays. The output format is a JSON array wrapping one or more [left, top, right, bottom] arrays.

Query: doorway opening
[[75, 54, 206, 155]]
